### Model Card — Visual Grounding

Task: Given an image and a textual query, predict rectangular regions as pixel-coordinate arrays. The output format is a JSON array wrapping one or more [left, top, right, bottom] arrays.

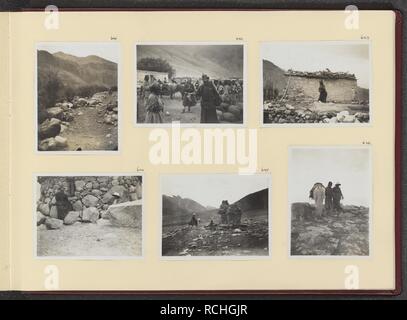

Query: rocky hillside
[[291, 202, 369, 256], [37, 50, 117, 109], [262, 59, 287, 93], [137, 45, 243, 79]]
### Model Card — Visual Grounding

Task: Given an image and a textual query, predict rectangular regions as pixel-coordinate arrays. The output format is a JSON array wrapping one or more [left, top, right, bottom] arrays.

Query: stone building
[[284, 69, 358, 103]]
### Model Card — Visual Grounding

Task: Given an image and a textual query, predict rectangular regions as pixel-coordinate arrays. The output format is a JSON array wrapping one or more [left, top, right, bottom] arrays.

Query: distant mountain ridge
[[137, 45, 243, 79], [162, 188, 268, 227], [37, 50, 118, 110]]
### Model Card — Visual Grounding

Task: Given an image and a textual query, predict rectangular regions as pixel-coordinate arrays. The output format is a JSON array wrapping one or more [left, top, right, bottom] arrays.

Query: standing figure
[[144, 84, 164, 123], [182, 79, 196, 113], [196, 74, 221, 123], [332, 182, 344, 215], [189, 213, 198, 227], [309, 182, 326, 218], [55, 186, 73, 220], [318, 80, 327, 103], [325, 181, 333, 214], [218, 200, 229, 224]]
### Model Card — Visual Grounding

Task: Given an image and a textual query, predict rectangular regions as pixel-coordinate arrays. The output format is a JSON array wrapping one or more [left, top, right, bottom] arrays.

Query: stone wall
[[37, 176, 142, 223], [286, 76, 357, 103]]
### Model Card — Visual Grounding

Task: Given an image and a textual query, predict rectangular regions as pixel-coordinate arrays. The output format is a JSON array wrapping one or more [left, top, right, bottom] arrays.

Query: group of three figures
[[309, 181, 344, 218]]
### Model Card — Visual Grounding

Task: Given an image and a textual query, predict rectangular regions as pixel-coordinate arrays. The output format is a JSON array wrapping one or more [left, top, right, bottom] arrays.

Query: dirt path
[[37, 222, 141, 257], [61, 106, 118, 151]]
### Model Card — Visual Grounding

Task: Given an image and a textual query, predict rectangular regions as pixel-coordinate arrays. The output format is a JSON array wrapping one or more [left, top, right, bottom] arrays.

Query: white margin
[[158, 172, 272, 261], [287, 145, 372, 259], [133, 41, 248, 128], [259, 40, 373, 128], [33, 172, 144, 260], [34, 41, 122, 155]]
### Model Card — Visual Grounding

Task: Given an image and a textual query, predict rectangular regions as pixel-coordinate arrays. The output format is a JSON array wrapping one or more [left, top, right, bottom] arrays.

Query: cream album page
[[1, 10, 396, 291]]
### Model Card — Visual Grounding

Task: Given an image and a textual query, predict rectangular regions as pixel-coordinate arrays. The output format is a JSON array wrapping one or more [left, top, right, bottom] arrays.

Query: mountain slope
[[137, 45, 243, 79], [162, 188, 269, 227], [262, 59, 287, 93], [234, 188, 268, 212], [37, 50, 118, 109]]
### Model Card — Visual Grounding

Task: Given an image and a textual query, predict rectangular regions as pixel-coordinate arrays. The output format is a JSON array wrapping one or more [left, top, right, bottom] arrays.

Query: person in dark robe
[[182, 79, 196, 113], [55, 186, 73, 220], [189, 213, 198, 227], [196, 74, 220, 123], [332, 182, 344, 215], [318, 80, 327, 103], [325, 181, 333, 214]]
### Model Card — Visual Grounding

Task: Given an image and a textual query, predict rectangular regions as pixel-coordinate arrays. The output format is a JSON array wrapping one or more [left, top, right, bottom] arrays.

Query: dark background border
[[0, 0, 405, 300]]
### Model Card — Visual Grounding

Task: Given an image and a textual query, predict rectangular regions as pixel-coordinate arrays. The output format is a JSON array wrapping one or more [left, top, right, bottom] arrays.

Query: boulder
[[291, 202, 314, 221], [72, 200, 83, 212], [222, 112, 237, 123], [342, 115, 356, 123], [47, 107, 64, 119], [129, 192, 139, 201], [37, 203, 50, 216], [107, 200, 142, 228], [38, 137, 57, 151], [49, 205, 58, 219], [216, 110, 223, 121], [54, 136, 68, 149], [336, 110, 350, 122], [45, 218, 63, 230], [82, 194, 99, 207], [102, 185, 129, 204], [82, 207, 100, 223], [74, 180, 85, 191], [91, 189, 103, 197], [228, 105, 242, 119], [63, 211, 80, 225], [38, 118, 61, 139], [75, 98, 88, 108], [37, 212, 46, 226]]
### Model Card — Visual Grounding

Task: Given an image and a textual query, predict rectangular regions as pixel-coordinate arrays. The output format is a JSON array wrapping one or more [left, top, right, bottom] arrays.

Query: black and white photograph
[[35, 175, 142, 258], [262, 42, 370, 125], [289, 147, 371, 256], [135, 43, 245, 125], [161, 174, 270, 258], [36, 43, 119, 152]]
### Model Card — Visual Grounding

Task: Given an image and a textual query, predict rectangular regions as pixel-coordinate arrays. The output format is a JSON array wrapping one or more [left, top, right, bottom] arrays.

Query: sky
[[262, 42, 370, 88], [162, 175, 270, 208], [37, 43, 119, 63], [289, 148, 371, 207]]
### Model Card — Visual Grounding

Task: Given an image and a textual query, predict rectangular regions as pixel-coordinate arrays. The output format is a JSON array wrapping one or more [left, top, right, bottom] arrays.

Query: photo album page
[[0, 10, 399, 293]]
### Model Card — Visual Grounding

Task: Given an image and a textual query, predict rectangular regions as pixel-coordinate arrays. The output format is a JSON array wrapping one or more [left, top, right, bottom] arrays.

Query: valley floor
[[162, 213, 269, 257], [37, 222, 142, 257]]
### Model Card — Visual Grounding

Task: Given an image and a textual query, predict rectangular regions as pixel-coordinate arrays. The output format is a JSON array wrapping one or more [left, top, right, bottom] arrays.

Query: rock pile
[[264, 101, 369, 124], [38, 91, 118, 151], [37, 176, 142, 230]]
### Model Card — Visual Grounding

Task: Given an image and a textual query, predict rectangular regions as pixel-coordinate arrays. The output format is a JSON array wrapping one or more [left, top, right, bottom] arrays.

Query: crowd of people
[[140, 74, 243, 124]]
